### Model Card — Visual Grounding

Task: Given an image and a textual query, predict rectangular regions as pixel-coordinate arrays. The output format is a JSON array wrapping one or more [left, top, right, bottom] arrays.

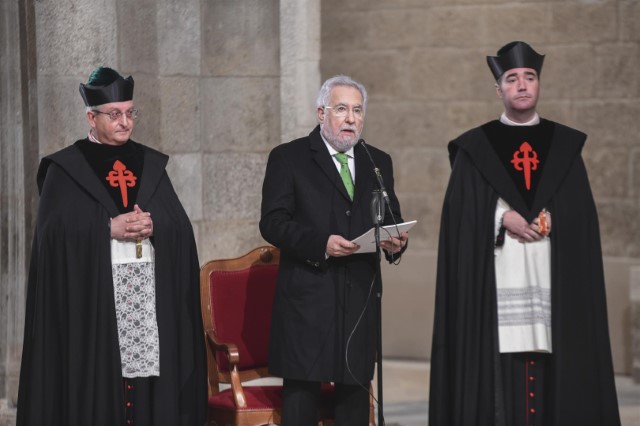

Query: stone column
[[0, 0, 38, 424], [280, 0, 321, 144]]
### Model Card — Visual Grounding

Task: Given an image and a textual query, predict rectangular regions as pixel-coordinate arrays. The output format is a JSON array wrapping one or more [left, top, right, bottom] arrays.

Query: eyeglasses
[[92, 108, 139, 121], [324, 104, 364, 118]]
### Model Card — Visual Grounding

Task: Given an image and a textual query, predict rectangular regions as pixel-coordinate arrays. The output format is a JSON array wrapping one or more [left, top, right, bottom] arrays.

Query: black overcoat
[[17, 140, 206, 425], [260, 126, 405, 384], [428, 120, 620, 425]]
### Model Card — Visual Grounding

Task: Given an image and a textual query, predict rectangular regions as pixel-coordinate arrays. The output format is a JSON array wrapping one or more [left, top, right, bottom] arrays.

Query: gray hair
[[316, 75, 368, 112]]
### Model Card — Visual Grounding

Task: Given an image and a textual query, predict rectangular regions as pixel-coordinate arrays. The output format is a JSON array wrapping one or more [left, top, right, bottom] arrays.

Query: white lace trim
[[112, 262, 160, 378]]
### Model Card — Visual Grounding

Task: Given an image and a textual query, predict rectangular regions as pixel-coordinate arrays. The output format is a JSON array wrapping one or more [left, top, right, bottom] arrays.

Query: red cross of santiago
[[510, 141, 539, 191], [106, 160, 137, 207]]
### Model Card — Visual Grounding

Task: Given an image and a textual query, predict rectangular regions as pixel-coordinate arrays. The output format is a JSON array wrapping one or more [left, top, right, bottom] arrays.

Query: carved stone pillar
[[279, 0, 321, 144], [0, 0, 38, 424]]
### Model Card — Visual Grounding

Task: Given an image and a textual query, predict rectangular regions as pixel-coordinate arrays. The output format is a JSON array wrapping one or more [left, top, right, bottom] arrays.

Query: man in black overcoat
[[260, 75, 409, 425], [428, 41, 620, 425]]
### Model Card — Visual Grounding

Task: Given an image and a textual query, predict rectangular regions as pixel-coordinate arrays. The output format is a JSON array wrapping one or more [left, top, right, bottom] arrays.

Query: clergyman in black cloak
[[428, 42, 620, 426], [17, 67, 206, 425]]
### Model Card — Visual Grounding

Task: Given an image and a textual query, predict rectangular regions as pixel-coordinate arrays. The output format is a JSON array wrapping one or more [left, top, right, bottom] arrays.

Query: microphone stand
[[360, 139, 398, 425], [371, 189, 384, 426]]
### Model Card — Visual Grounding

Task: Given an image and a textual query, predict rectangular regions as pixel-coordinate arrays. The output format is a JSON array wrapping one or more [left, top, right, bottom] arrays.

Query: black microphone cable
[[344, 269, 385, 426]]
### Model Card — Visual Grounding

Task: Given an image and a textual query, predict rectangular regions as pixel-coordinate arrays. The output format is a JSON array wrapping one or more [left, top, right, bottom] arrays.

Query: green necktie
[[334, 152, 354, 200]]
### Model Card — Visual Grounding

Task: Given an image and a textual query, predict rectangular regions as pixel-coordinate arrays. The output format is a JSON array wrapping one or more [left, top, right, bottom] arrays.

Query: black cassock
[[428, 120, 620, 426], [17, 140, 206, 426]]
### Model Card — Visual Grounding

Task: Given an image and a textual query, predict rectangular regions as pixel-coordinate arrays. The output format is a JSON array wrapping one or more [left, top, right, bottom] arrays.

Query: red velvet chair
[[200, 246, 376, 425]]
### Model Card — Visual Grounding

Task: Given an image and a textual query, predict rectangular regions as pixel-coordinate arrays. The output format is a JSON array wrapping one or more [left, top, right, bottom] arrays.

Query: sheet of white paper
[[350, 220, 417, 253]]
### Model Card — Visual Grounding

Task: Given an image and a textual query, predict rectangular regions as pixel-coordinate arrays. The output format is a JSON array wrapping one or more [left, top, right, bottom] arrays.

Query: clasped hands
[[110, 204, 154, 240], [503, 210, 551, 243], [326, 232, 409, 257]]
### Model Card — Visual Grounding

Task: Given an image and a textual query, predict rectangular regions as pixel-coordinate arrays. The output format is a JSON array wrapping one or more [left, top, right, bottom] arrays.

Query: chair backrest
[[200, 246, 280, 388]]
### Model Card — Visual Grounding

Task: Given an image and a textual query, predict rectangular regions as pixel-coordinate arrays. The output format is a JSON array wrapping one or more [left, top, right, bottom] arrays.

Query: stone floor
[[378, 359, 640, 426], [3, 360, 635, 425]]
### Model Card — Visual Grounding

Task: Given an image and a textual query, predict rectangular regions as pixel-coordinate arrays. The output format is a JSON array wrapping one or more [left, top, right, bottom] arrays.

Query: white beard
[[321, 126, 360, 152]]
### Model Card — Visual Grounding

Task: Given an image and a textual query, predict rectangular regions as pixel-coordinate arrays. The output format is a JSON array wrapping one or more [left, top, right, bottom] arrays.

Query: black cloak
[[428, 121, 620, 425], [17, 141, 206, 425]]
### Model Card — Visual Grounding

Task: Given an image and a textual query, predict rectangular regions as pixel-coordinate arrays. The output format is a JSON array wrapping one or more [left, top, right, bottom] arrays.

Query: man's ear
[[317, 106, 325, 124], [86, 110, 97, 127]]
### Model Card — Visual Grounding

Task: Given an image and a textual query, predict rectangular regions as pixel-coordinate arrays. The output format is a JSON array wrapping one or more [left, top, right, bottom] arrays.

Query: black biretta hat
[[486, 41, 545, 80], [79, 66, 134, 107]]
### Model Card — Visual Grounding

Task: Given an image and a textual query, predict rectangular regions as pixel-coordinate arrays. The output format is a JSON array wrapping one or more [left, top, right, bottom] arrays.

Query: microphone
[[359, 139, 390, 205], [370, 190, 385, 225]]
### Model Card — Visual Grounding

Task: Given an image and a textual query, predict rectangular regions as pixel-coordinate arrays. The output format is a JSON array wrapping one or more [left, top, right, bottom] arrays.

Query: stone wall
[[0, 1, 38, 425], [32, 0, 283, 263], [321, 0, 640, 374]]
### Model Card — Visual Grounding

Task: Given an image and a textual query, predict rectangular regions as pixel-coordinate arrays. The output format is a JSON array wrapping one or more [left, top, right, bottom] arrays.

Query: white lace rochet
[[111, 239, 160, 377]]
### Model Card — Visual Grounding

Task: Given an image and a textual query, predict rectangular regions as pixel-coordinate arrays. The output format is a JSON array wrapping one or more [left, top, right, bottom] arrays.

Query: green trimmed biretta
[[79, 66, 134, 107], [487, 41, 545, 81]]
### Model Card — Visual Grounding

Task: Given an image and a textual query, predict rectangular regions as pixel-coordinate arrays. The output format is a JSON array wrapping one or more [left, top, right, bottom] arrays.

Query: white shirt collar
[[500, 112, 540, 126], [88, 129, 103, 144]]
